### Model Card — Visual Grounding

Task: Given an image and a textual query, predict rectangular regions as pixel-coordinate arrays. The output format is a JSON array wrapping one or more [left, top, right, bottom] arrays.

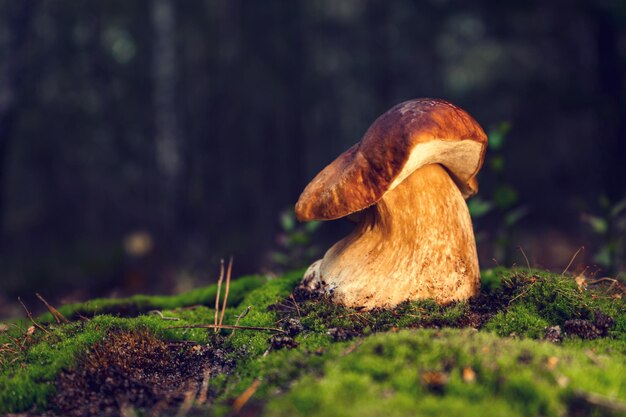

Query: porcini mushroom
[[295, 98, 487, 309]]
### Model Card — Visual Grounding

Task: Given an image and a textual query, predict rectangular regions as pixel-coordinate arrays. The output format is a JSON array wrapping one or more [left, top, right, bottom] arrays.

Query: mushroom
[[295, 98, 487, 309]]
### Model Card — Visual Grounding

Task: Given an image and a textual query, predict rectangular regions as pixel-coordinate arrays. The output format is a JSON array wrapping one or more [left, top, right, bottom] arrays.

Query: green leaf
[[610, 199, 626, 217], [280, 211, 296, 232], [488, 122, 511, 151], [270, 252, 289, 265], [493, 185, 518, 209], [468, 197, 493, 218], [582, 215, 608, 235], [288, 232, 309, 246], [305, 221, 321, 233], [504, 206, 530, 227], [490, 155, 505, 173], [599, 195, 611, 209], [593, 246, 612, 268]]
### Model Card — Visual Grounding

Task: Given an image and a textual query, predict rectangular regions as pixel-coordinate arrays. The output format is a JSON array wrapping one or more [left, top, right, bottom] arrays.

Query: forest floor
[[1, 268, 626, 417]]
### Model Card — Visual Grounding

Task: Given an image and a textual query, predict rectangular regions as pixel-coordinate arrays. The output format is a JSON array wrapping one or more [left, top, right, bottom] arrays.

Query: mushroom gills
[[304, 163, 479, 310]]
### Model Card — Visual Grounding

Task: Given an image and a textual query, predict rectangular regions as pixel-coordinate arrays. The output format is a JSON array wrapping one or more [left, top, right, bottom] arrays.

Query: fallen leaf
[[462, 366, 476, 383], [421, 371, 448, 391], [546, 356, 559, 370]]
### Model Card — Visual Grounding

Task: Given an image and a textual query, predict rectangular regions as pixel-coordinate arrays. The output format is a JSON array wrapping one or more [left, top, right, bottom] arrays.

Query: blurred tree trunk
[[152, 0, 183, 239], [283, 0, 306, 200], [591, 5, 626, 202], [0, 0, 36, 243], [366, 0, 391, 105]]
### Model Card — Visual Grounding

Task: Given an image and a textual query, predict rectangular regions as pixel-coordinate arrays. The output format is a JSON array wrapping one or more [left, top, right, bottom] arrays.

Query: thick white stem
[[304, 163, 479, 309]]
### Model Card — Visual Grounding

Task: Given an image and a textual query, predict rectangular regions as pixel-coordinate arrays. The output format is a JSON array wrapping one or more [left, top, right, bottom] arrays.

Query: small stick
[[517, 247, 531, 274], [218, 257, 233, 329], [230, 306, 252, 337], [214, 259, 225, 333], [561, 246, 584, 276], [35, 293, 69, 324], [17, 297, 48, 334], [573, 390, 626, 412], [508, 285, 533, 305], [167, 324, 286, 334], [77, 313, 91, 322], [586, 277, 618, 285], [176, 381, 196, 417], [289, 294, 301, 319], [148, 310, 180, 321], [232, 379, 261, 413], [197, 368, 211, 404]]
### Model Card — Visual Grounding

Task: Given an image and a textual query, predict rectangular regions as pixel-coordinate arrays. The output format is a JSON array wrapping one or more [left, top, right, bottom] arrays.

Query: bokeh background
[[1, 0, 625, 316]]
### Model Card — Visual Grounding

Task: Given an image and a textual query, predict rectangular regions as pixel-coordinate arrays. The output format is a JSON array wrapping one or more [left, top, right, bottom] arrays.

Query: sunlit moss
[[263, 329, 626, 417], [0, 267, 624, 415]]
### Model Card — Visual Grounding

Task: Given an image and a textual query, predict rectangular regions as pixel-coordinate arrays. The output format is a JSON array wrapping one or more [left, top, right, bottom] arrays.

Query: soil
[[41, 331, 237, 417]]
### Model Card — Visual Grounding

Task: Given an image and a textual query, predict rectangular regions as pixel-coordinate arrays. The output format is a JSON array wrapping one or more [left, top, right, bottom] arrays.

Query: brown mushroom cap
[[295, 98, 487, 221]]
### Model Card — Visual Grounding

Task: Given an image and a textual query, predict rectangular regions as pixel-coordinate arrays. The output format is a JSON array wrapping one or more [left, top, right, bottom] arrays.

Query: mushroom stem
[[303, 163, 479, 309]]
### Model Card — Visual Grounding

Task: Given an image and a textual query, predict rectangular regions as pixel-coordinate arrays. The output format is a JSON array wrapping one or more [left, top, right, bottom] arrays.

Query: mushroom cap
[[295, 98, 488, 221]]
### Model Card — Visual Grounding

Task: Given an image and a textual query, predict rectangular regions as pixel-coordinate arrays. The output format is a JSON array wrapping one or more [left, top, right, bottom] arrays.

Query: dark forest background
[[1, 0, 626, 316]]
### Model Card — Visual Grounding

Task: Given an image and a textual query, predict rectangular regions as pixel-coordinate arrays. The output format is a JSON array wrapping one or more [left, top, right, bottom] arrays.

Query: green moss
[[484, 304, 550, 338], [0, 273, 276, 414], [210, 269, 626, 417], [50, 274, 266, 320], [1, 267, 625, 416], [483, 269, 625, 339], [226, 270, 304, 354], [264, 329, 626, 417]]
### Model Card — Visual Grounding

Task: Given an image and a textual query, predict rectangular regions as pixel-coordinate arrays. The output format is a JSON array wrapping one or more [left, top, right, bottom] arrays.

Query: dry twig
[[508, 284, 536, 306], [517, 247, 532, 273], [17, 297, 48, 334], [175, 381, 197, 417], [573, 390, 626, 413], [561, 246, 584, 276], [214, 259, 225, 333], [148, 310, 180, 321], [197, 368, 211, 405], [230, 306, 252, 337], [35, 293, 69, 324], [232, 379, 261, 413], [289, 294, 301, 319], [586, 277, 618, 286], [218, 257, 233, 328], [167, 324, 286, 334]]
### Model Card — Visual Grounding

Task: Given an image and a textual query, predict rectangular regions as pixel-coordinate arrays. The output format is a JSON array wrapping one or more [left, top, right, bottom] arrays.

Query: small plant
[[269, 209, 321, 272], [468, 122, 529, 264], [582, 196, 626, 277]]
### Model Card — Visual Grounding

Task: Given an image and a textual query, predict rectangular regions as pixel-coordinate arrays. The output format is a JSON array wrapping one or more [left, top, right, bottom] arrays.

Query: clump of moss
[[52, 274, 266, 320], [481, 269, 625, 341], [263, 329, 626, 417]]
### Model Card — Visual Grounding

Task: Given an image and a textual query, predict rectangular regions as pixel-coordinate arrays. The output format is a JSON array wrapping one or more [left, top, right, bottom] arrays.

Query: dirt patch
[[43, 330, 235, 417]]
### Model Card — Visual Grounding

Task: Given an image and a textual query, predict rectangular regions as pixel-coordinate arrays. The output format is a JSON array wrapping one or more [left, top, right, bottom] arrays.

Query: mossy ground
[[1, 268, 625, 416]]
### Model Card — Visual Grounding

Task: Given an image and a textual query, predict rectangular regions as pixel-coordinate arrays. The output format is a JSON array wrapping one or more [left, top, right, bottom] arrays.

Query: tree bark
[[152, 0, 183, 236], [0, 0, 36, 242]]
